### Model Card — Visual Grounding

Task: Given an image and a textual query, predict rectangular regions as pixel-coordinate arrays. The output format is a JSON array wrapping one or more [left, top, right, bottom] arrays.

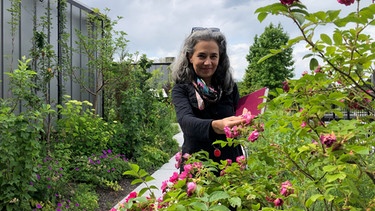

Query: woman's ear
[[186, 52, 192, 63]]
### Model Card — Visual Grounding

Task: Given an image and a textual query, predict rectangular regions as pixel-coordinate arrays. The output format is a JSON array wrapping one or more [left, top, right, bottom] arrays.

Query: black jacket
[[172, 83, 243, 163]]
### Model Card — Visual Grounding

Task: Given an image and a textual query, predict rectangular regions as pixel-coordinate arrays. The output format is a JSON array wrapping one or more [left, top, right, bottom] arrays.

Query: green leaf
[[323, 165, 337, 172], [123, 170, 139, 177], [298, 145, 311, 153], [320, 34, 332, 45], [131, 178, 143, 185], [309, 58, 319, 70], [144, 175, 155, 182], [326, 172, 346, 183], [229, 197, 241, 207], [289, 36, 305, 45], [294, 13, 306, 25], [347, 145, 369, 155], [209, 191, 230, 202], [257, 12, 268, 23], [190, 202, 208, 210], [258, 53, 275, 64], [208, 205, 231, 211], [302, 53, 314, 59], [327, 10, 341, 21], [305, 194, 324, 207], [251, 203, 261, 210], [326, 46, 336, 55]]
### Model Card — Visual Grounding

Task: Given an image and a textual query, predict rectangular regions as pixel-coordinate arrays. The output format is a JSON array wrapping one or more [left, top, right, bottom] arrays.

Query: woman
[[171, 27, 244, 169]]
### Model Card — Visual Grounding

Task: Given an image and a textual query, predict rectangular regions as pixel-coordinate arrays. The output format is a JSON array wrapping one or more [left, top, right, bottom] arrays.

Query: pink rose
[[282, 81, 290, 92], [248, 130, 259, 142], [280, 0, 296, 5], [280, 180, 294, 197], [320, 132, 337, 147], [187, 182, 197, 196], [169, 172, 179, 183], [337, 0, 355, 6], [274, 198, 284, 206], [125, 191, 137, 203]]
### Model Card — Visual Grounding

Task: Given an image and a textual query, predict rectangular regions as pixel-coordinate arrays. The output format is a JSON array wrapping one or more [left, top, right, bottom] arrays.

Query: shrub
[[56, 97, 115, 157], [114, 1, 375, 210]]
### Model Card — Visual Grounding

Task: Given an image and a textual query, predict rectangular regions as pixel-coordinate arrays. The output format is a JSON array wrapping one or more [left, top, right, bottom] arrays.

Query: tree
[[241, 23, 294, 96]]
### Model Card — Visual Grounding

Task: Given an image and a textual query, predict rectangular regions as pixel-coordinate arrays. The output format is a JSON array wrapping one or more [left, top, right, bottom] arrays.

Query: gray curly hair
[[171, 29, 235, 94]]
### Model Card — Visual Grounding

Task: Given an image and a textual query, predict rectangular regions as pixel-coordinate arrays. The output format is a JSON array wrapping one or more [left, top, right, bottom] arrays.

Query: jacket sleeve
[[171, 84, 214, 142]]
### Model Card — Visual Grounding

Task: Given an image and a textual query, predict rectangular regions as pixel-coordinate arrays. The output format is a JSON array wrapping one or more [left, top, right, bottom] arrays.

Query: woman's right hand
[[211, 116, 245, 134]]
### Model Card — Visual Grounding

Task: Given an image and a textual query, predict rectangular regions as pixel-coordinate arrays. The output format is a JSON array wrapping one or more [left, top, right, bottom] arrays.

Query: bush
[[115, 1, 375, 210], [56, 97, 115, 157], [70, 149, 131, 190]]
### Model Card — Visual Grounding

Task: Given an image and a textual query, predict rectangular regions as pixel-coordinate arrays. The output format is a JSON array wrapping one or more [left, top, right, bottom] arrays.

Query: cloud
[[78, 0, 374, 81]]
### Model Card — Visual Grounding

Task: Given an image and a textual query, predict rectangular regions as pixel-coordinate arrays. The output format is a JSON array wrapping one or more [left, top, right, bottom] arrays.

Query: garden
[[1, 2, 179, 210], [114, 0, 375, 210], [1, 0, 375, 210]]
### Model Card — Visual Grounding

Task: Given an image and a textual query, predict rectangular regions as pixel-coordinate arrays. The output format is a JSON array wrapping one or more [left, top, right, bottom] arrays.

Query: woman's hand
[[211, 116, 244, 134]]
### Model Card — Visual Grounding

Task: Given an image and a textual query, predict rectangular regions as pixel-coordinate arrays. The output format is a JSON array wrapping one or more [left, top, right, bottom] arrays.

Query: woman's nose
[[204, 58, 211, 65]]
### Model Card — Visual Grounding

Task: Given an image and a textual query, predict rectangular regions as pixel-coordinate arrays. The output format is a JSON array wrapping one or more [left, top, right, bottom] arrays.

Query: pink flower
[[224, 126, 233, 138], [301, 121, 307, 128], [182, 153, 191, 160], [175, 152, 181, 162], [183, 164, 192, 172], [236, 155, 246, 164], [314, 65, 322, 73], [169, 172, 179, 183], [161, 180, 168, 193], [282, 81, 290, 92], [232, 125, 240, 137], [280, 180, 294, 197], [274, 198, 284, 206], [226, 159, 232, 166], [320, 132, 337, 147], [224, 125, 241, 138], [242, 109, 256, 125], [236, 155, 246, 170], [174, 152, 182, 168], [337, 0, 355, 6], [280, 0, 296, 5], [125, 192, 137, 203], [248, 130, 259, 142], [110, 208, 117, 211], [179, 171, 188, 180], [187, 182, 197, 196], [302, 70, 308, 76]]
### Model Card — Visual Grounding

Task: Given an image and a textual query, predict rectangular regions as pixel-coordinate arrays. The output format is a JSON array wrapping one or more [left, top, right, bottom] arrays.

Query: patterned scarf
[[192, 78, 222, 110]]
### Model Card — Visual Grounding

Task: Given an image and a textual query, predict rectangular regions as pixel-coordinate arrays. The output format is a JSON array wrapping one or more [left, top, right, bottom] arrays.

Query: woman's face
[[189, 40, 219, 85]]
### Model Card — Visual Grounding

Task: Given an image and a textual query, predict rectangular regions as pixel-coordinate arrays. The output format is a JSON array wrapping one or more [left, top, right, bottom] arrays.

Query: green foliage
[[67, 183, 99, 211], [0, 58, 55, 210], [72, 9, 129, 113], [241, 23, 294, 96], [70, 150, 131, 190], [56, 97, 115, 157], [105, 55, 179, 171], [6, 57, 42, 109], [115, 1, 375, 210]]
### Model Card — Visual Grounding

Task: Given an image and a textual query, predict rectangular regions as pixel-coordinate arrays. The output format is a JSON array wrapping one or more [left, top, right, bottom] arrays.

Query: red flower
[[125, 191, 137, 203], [337, 0, 355, 6], [274, 198, 284, 206], [282, 81, 290, 92], [320, 132, 337, 147], [280, 0, 296, 5], [280, 180, 294, 196]]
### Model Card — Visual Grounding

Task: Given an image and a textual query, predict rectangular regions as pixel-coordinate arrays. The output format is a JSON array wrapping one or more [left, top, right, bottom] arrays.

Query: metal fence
[[1, 0, 103, 115]]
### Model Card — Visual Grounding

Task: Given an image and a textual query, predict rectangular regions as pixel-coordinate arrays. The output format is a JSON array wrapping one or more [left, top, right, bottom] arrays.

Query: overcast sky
[[78, 0, 373, 81]]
